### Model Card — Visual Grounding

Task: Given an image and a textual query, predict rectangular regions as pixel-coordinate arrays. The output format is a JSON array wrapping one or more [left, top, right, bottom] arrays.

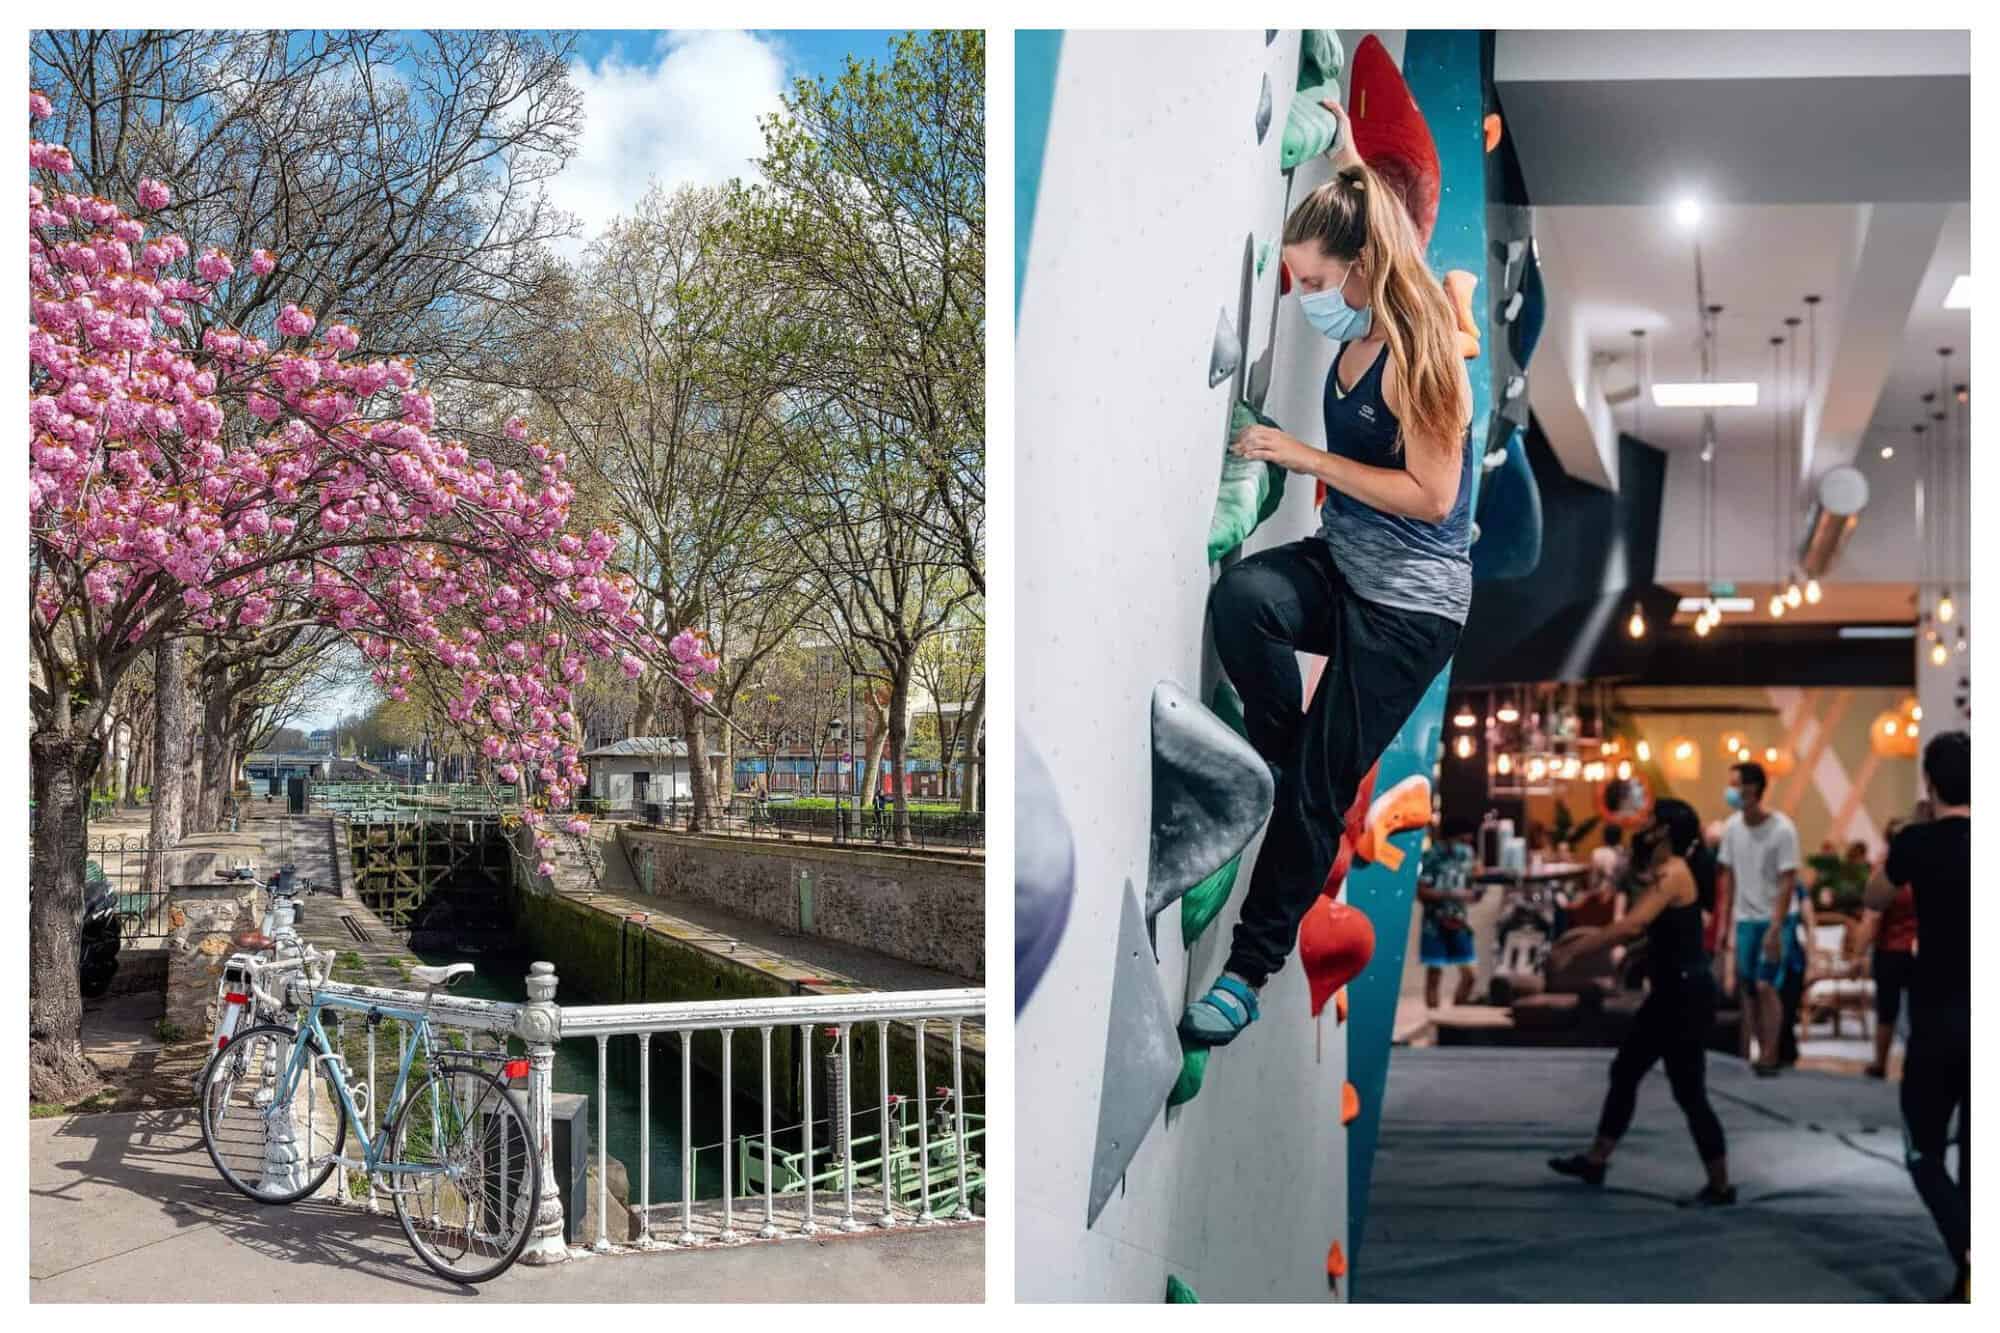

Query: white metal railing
[[560, 988, 986, 1251], [251, 959, 983, 1264]]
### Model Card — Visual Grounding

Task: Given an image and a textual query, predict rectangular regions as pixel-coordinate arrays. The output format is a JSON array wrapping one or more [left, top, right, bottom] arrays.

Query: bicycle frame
[[275, 987, 456, 1180]]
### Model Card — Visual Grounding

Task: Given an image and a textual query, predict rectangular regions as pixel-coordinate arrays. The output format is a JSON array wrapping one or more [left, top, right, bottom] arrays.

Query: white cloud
[[550, 31, 788, 261]]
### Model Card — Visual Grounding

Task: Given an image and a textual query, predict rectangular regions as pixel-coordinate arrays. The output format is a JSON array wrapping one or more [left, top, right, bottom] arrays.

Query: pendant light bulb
[[1627, 607, 1647, 640], [1785, 582, 1803, 608], [1938, 594, 1955, 623], [1804, 579, 1822, 605], [1931, 642, 1950, 667], [1769, 594, 1786, 619]]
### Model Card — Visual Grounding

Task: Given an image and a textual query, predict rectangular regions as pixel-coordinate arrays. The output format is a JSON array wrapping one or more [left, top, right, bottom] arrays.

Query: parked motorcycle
[[78, 869, 123, 998]]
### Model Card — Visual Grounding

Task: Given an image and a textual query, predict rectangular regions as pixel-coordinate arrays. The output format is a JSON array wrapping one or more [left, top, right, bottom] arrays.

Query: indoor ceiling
[[1493, 30, 1969, 480]]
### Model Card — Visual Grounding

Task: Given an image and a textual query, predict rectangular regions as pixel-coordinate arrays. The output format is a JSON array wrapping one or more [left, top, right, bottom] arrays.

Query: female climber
[[1180, 99, 1474, 1048], [1546, 797, 1736, 1207]]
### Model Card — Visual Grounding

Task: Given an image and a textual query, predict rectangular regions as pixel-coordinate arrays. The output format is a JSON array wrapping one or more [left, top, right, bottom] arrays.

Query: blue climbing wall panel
[[1343, 28, 1490, 1264], [1016, 31, 1064, 326]]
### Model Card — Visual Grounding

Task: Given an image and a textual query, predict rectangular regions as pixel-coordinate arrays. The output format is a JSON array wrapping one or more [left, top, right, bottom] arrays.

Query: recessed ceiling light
[[1943, 275, 1970, 309], [1881, 445, 1896, 459], [1652, 382, 1759, 408], [1674, 197, 1703, 230]]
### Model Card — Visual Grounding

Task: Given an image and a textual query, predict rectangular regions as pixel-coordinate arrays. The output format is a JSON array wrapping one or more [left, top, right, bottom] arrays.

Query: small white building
[[582, 737, 727, 809]]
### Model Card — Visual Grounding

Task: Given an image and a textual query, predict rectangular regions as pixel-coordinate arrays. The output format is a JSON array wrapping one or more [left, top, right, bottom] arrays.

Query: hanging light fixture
[[1617, 759, 1634, 781], [1497, 702, 1520, 725], [1805, 578, 1823, 605], [1635, 738, 1652, 763], [1453, 734, 1476, 760], [1768, 334, 1787, 620], [1769, 592, 1786, 619], [1496, 752, 1514, 776], [1931, 641, 1950, 667], [1453, 707, 1477, 729], [1628, 605, 1647, 639]]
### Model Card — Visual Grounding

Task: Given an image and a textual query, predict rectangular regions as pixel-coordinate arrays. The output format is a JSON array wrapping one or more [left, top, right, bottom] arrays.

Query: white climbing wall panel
[[1017, 28, 1403, 1302]]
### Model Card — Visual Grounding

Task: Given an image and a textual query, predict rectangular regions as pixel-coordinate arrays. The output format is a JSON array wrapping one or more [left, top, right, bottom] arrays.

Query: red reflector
[[217, 1035, 230, 1050], [223, 992, 250, 1005], [503, 1059, 531, 1081]]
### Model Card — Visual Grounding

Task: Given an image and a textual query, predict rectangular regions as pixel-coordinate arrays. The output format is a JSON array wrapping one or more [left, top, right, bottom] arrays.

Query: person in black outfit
[[1877, 730, 1970, 1301], [1546, 798, 1735, 1206]]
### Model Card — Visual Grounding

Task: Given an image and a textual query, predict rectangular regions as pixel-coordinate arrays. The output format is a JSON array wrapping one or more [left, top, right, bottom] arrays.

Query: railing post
[[952, 1018, 972, 1220], [637, 1032, 654, 1248], [915, 1019, 934, 1225], [515, 961, 569, 1265], [758, 1025, 778, 1239], [594, 1034, 611, 1252], [877, 1019, 895, 1227], [799, 1023, 817, 1235]]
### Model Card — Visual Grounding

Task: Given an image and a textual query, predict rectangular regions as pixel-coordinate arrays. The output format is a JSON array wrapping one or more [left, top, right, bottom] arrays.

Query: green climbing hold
[[1180, 855, 1240, 948], [1280, 30, 1347, 171], [1255, 240, 1275, 277], [1207, 402, 1288, 563], [1167, 1044, 1209, 1110], [1209, 678, 1247, 738], [1166, 1274, 1201, 1303]]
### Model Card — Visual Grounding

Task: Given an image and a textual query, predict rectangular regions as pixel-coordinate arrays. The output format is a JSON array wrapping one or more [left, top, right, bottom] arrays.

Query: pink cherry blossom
[[136, 179, 171, 211]]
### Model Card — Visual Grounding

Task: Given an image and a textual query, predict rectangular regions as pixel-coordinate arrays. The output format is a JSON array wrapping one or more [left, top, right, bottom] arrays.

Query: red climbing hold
[[1279, 257, 1293, 296], [1322, 761, 1380, 894], [1346, 35, 1442, 248], [1326, 1237, 1348, 1289], [1483, 113, 1503, 153], [1342, 1080, 1361, 1125], [1298, 897, 1375, 1017]]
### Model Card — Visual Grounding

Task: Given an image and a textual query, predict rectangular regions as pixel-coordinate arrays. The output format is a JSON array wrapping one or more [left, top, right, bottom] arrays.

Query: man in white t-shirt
[[1716, 760, 1800, 1075]]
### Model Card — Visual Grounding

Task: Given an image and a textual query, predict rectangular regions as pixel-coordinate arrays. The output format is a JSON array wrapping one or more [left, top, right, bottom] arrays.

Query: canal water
[[416, 947, 737, 1203]]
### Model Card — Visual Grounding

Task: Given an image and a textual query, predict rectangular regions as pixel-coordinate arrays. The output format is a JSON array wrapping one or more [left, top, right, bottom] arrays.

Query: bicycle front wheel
[[199, 1022, 348, 1205], [388, 1066, 541, 1283]]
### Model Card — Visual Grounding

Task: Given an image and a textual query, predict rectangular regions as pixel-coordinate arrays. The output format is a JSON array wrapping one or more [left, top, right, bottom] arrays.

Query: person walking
[[1851, 816, 1918, 1080], [1881, 732, 1970, 1301], [1180, 101, 1474, 1047], [1418, 815, 1483, 1009], [1716, 761, 1801, 1075], [1546, 798, 1734, 1206]]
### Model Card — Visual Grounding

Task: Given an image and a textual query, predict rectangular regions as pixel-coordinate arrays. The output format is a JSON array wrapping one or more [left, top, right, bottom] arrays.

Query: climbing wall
[[1015, 29, 1423, 1303], [1343, 28, 1493, 1258]]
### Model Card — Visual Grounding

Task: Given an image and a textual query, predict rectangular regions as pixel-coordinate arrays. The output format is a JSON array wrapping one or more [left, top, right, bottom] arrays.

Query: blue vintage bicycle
[[197, 961, 542, 1283]]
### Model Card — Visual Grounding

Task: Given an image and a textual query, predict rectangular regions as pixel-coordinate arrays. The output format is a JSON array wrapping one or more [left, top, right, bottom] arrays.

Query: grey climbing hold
[[1208, 308, 1242, 388], [1144, 680, 1275, 929], [1255, 74, 1273, 143], [1016, 726, 1075, 1015], [1500, 287, 1525, 325], [1483, 447, 1509, 472], [1088, 879, 1184, 1228], [1504, 373, 1526, 402], [1470, 520, 1483, 544], [1265, 29, 1278, 44]]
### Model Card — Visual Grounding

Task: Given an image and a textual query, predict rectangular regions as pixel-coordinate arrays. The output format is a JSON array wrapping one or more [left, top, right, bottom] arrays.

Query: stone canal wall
[[616, 829, 984, 982], [501, 855, 983, 1124]]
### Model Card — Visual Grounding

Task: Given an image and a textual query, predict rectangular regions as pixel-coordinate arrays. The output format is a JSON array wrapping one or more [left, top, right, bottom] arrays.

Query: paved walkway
[[31, 1110, 984, 1302]]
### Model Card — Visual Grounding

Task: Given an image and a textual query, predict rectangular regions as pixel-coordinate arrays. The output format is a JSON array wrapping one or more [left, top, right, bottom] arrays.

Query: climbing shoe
[[1677, 1183, 1738, 1208], [1547, 1154, 1606, 1186], [1179, 972, 1260, 1047]]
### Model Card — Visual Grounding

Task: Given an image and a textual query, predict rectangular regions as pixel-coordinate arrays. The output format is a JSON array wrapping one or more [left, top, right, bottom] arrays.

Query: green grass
[[154, 1020, 190, 1043], [30, 1089, 117, 1118], [775, 796, 966, 815]]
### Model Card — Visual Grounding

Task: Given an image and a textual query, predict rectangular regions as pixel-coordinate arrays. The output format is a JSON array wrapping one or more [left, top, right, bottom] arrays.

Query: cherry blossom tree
[[27, 96, 712, 1101]]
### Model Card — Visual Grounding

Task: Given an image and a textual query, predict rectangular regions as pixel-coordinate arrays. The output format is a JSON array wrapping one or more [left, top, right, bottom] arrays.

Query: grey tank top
[[1314, 341, 1474, 624]]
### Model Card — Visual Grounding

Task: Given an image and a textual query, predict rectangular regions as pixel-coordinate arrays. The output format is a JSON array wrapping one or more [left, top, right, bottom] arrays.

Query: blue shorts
[[1735, 919, 1785, 988], [1421, 918, 1476, 967]]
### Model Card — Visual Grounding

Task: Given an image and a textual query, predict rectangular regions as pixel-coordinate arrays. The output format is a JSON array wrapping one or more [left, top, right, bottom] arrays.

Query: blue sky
[[541, 29, 906, 262]]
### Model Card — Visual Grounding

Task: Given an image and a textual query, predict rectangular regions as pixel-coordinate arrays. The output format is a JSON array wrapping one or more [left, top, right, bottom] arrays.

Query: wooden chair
[[1800, 914, 1873, 1041]]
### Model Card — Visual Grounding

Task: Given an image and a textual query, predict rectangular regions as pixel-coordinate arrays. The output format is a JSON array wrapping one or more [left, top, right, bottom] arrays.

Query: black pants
[[1873, 948, 1916, 1028], [1208, 539, 1459, 986], [1901, 1004, 1970, 1268], [1596, 974, 1727, 1163]]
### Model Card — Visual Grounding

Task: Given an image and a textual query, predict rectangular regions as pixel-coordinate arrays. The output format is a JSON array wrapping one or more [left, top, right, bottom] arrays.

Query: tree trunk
[[121, 724, 142, 808], [29, 729, 105, 1104], [180, 673, 204, 833], [680, 693, 710, 833], [958, 677, 986, 814], [887, 660, 914, 846], [197, 683, 231, 833], [148, 642, 190, 892]]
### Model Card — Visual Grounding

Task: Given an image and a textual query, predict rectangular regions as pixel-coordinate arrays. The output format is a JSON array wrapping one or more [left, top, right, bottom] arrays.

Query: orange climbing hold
[[1298, 897, 1375, 1017], [1483, 112, 1503, 153], [1342, 1080, 1361, 1125], [1326, 1237, 1348, 1288], [1335, 987, 1349, 1023], [1445, 269, 1480, 359], [1354, 773, 1432, 873]]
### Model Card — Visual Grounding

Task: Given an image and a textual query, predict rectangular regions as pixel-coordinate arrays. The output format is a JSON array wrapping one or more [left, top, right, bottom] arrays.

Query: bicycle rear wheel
[[198, 1022, 348, 1205], [388, 1066, 540, 1283]]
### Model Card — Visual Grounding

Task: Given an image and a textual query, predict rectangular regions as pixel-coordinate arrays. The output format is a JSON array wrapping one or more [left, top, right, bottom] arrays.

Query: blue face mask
[[1723, 786, 1743, 811], [1298, 266, 1372, 341]]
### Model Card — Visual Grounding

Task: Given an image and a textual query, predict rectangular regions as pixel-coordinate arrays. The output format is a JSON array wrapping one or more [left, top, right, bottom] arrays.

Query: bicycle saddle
[[410, 962, 474, 988]]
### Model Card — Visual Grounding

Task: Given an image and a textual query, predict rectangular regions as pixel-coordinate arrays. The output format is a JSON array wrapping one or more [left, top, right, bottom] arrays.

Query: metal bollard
[[515, 961, 569, 1265]]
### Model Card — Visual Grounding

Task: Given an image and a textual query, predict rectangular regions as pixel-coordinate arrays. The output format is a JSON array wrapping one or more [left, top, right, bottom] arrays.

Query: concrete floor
[[30, 1109, 984, 1302]]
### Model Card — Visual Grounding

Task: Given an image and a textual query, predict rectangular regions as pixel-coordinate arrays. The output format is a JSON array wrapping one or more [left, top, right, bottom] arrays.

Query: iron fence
[[625, 798, 984, 854], [85, 836, 167, 939]]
